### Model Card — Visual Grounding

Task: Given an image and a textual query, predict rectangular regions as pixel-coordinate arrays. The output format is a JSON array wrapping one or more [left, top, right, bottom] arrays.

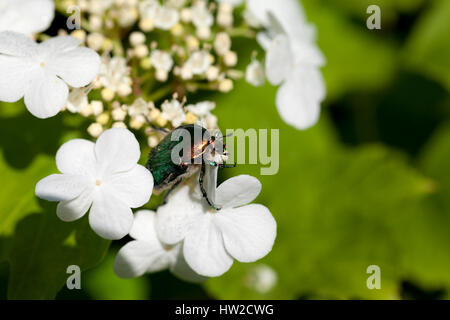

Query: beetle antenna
[[217, 132, 233, 141], [140, 113, 169, 134]]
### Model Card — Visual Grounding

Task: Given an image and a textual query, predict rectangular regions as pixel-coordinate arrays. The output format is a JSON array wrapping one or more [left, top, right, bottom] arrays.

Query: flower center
[[95, 179, 102, 186], [40, 61, 45, 68], [162, 244, 173, 251]]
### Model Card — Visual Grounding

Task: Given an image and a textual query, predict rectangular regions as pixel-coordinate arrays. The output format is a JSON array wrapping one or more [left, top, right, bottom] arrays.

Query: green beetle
[[146, 124, 233, 210]]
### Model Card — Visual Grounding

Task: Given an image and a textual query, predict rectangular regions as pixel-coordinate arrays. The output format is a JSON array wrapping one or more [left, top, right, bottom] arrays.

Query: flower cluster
[[0, 0, 325, 283], [115, 166, 277, 279], [36, 128, 154, 239], [36, 128, 276, 279]]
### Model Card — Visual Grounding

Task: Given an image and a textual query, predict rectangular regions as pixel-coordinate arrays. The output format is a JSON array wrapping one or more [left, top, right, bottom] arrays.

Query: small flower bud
[[70, 30, 86, 42], [140, 57, 152, 69], [112, 107, 127, 121], [185, 112, 197, 124], [185, 35, 199, 51], [87, 33, 104, 51], [196, 26, 211, 40], [148, 135, 159, 148], [89, 15, 103, 31], [134, 44, 149, 58], [171, 23, 184, 37], [139, 18, 154, 32], [206, 66, 220, 81], [219, 78, 233, 92], [96, 112, 110, 125], [117, 83, 132, 97], [147, 108, 160, 122], [130, 117, 144, 130], [224, 51, 238, 67], [112, 121, 127, 129], [214, 32, 231, 56], [180, 8, 192, 22], [156, 115, 168, 127], [87, 122, 103, 138], [129, 31, 146, 46], [91, 100, 104, 116], [101, 88, 115, 101], [155, 69, 169, 82], [80, 104, 93, 117]]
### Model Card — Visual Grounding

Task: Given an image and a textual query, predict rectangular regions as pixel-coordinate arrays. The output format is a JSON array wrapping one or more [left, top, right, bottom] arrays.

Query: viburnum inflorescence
[[0, 0, 325, 282]]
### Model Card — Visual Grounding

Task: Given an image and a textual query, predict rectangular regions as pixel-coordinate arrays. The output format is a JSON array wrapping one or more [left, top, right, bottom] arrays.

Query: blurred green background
[[1, 0, 449, 299]]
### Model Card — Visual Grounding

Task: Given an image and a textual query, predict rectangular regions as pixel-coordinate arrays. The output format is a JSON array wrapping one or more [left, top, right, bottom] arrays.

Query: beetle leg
[[199, 163, 221, 211], [219, 163, 236, 168]]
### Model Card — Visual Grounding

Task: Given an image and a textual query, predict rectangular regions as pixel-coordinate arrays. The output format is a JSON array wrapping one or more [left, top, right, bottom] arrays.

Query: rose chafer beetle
[[146, 124, 234, 210]]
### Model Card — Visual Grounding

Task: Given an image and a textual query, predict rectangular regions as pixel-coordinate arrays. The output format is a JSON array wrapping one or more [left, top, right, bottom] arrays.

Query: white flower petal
[[56, 139, 96, 177], [129, 210, 160, 243], [265, 34, 292, 85], [24, 71, 69, 119], [56, 187, 94, 222], [215, 175, 261, 209], [48, 47, 101, 88], [89, 187, 134, 240], [216, 204, 276, 263], [114, 240, 169, 278], [0, 55, 32, 102], [291, 39, 325, 67], [248, 0, 306, 39], [2, 0, 55, 35], [95, 128, 141, 175], [183, 215, 233, 277], [106, 165, 153, 208], [170, 244, 208, 283], [275, 67, 324, 130], [156, 185, 204, 245], [0, 31, 37, 56], [35, 174, 89, 202], [38, 36, 81, 53]]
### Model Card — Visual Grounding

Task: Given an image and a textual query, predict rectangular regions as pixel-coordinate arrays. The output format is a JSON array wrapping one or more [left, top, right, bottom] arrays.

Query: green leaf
[[205, 80, 430, 299], [83, 249, 150, 300], [301, 0, 397, 100], [7, 208, 110, 299], [0, 104, 111, 299], [0, 153, 55, 262], [404, 0, 450, 91], [394, 123, 450, 290]]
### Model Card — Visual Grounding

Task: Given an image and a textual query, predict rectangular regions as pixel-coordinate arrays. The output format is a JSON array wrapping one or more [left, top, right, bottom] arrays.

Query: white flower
[[186, 101, 215, 118], [0, 32, 101, 118], [191, 0, 214, 28], [161, 99, 186, 127], [150, 50, 174, 82], [214, 32, 231, 56], [66, 87, 89, 113], [114, 210, 206, 282], [154, 6, 180, 30], [35, 128, 154, 240], [245, 60, 265, 87], [99, 56, 132, 94], [128, 98, 154, 122], [140, 1, 179, 30], [150, 50, 174, 72], [156, 174, 277, 277], [0, 0, 54, 35], [247, 0, 326, 130], [182, 50, 211, 78]]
